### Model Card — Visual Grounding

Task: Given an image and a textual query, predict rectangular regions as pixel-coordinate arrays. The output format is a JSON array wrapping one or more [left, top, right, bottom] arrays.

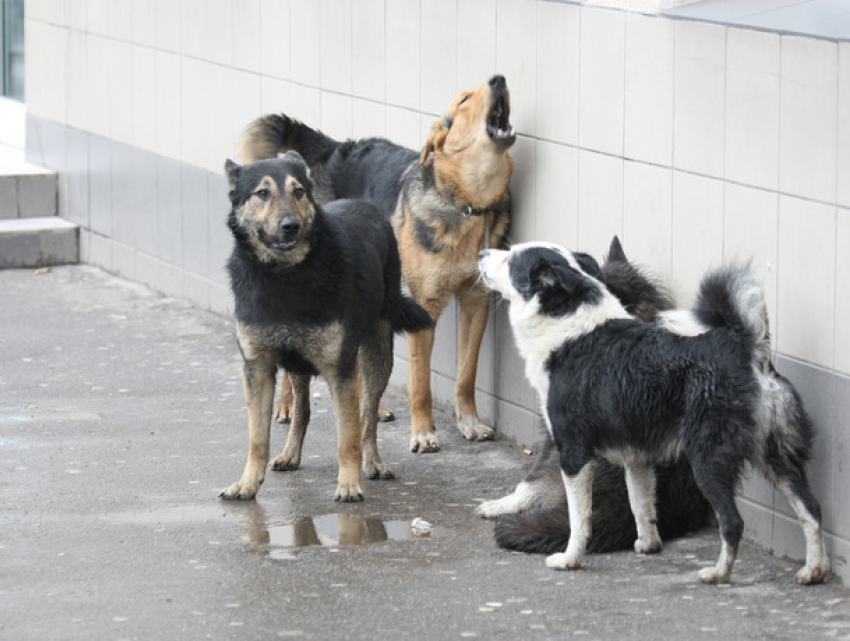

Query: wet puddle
[[245, 513, 453, 552], [102, 503, 453, 560]]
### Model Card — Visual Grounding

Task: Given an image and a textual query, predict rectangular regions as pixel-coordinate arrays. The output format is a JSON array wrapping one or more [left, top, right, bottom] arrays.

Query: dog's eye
[[254, 188, 271, 201], [458, 94, 471, 106], [292, 187, 305, 200]]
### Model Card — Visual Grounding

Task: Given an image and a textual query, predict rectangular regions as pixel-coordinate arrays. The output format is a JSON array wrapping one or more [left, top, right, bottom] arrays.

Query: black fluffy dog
[[479, 241, 828, 585], [220, 152, 431, 502]]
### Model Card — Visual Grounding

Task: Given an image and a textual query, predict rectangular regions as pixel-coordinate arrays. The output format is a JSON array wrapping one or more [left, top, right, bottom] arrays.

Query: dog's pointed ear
[[606, 236, 627, 264], [574, 252, 603, 280], [225, 159, 241, 188], [420, 116, 451, 165]]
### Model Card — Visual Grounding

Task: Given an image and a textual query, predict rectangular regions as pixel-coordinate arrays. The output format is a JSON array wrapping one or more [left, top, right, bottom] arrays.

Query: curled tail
[[659, 264, 771, 361], [694, 264, 771, 361], [239, 113, 340, 165]]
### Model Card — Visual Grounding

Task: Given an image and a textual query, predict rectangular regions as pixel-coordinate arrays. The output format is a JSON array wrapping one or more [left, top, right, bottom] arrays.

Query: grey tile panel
[[207, 172, 232, 289], [180, 164, 210, 279], [64, 128, 90, 228], [110, 142, 136, 247], [155, 155, 184, 267], [127, 146, 158, 257], [88, 135, 112, 237]]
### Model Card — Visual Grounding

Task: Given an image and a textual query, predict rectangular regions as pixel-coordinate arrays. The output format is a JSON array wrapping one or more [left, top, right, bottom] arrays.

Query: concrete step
[[0, 216, 79, 268], [0, 144, 77, 268], [0, 146, 57, 219]]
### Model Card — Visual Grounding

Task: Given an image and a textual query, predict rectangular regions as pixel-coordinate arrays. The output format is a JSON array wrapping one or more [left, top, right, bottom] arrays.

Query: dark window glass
[[2, 0, 25, 101]]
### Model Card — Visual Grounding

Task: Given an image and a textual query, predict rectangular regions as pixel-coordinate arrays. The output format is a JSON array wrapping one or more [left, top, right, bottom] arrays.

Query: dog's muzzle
[[259, 216, 301, 252], [478, 249, 494, 287]]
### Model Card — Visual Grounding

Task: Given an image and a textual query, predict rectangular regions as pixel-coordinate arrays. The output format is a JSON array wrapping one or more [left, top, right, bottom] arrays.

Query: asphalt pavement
[[1, 265, 849, 640]]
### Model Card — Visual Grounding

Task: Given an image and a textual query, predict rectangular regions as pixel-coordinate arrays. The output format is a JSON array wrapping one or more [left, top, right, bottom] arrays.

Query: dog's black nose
[[280, 218, 300, 239], [489, 75, 506, 90]]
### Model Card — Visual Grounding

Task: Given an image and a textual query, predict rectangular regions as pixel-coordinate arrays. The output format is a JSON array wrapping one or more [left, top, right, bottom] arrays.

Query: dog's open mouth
[[487, 94, 516, 148], [259, 230, 298, 253]]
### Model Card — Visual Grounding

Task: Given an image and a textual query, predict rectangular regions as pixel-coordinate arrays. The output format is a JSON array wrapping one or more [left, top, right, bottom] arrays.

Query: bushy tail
[[493, 458, 712, 554], [494, 503, 639, 555], [238, 113, 340, 165], [693, 264, 771, 362], [391, 297, 433, 334]]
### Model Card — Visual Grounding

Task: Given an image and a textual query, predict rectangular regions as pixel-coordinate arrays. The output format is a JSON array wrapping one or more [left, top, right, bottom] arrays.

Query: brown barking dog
[[239, 75, 515, 453]]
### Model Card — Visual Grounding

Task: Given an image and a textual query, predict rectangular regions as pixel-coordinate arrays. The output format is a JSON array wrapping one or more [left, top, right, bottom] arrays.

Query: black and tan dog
[[239, 75, 515, 453], [220, 152, 431, 502]]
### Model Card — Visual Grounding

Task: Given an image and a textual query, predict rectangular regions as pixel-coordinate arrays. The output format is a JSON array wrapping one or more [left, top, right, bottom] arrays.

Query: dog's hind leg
[[271, 373, 311, 472], [624, 462, 662, 554], [773, 470, 828, 584], [758, 378, 828, 584], [275, 370, 294, 423], [546, 464, 595, 571], [358, 323, 396, 480], [221, 353, 278, 500], [691, 471, 744, 584], [456, 282, 495, 442], [775, 478, 828, 584]]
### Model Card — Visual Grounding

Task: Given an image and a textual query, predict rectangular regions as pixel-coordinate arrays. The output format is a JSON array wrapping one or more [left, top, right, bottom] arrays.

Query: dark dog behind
[[478, 238, 713, 555], [240, 75, 515, 453], [478, 241, 829, 585], [220, 152, 431, 503]]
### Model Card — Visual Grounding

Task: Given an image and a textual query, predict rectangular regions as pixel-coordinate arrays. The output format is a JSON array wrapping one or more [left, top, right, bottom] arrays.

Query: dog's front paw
[[377, 405, 395, 422], [546, 551, 582, 571], [796, 562, 828, 585], [219, 479, 261, 501], [634, 536, 662, 555], [477, 495, 520, 519], [271, 453, 300, 471], [698, 566, 732, 585], [457, 415, 495, 441], [363, 460, 395, 480], [334, 482, 364, 503], [410, 432, 441, 453]]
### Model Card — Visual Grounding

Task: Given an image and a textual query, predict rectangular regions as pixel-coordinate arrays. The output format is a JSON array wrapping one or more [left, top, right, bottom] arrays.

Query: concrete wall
[[22, 0, 850, 584]]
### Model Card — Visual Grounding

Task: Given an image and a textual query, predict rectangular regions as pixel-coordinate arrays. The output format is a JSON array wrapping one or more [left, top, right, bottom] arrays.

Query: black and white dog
[[477, 238, 712, 555], [478, 242, 828, 585]]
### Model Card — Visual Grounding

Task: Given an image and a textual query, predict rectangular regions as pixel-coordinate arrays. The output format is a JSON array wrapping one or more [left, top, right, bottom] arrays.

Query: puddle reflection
[[231, 503, 453, 558]]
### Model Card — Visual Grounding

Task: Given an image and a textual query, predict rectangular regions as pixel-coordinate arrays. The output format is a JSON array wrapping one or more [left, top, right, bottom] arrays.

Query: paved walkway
[[1, 265, 848, 640]]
